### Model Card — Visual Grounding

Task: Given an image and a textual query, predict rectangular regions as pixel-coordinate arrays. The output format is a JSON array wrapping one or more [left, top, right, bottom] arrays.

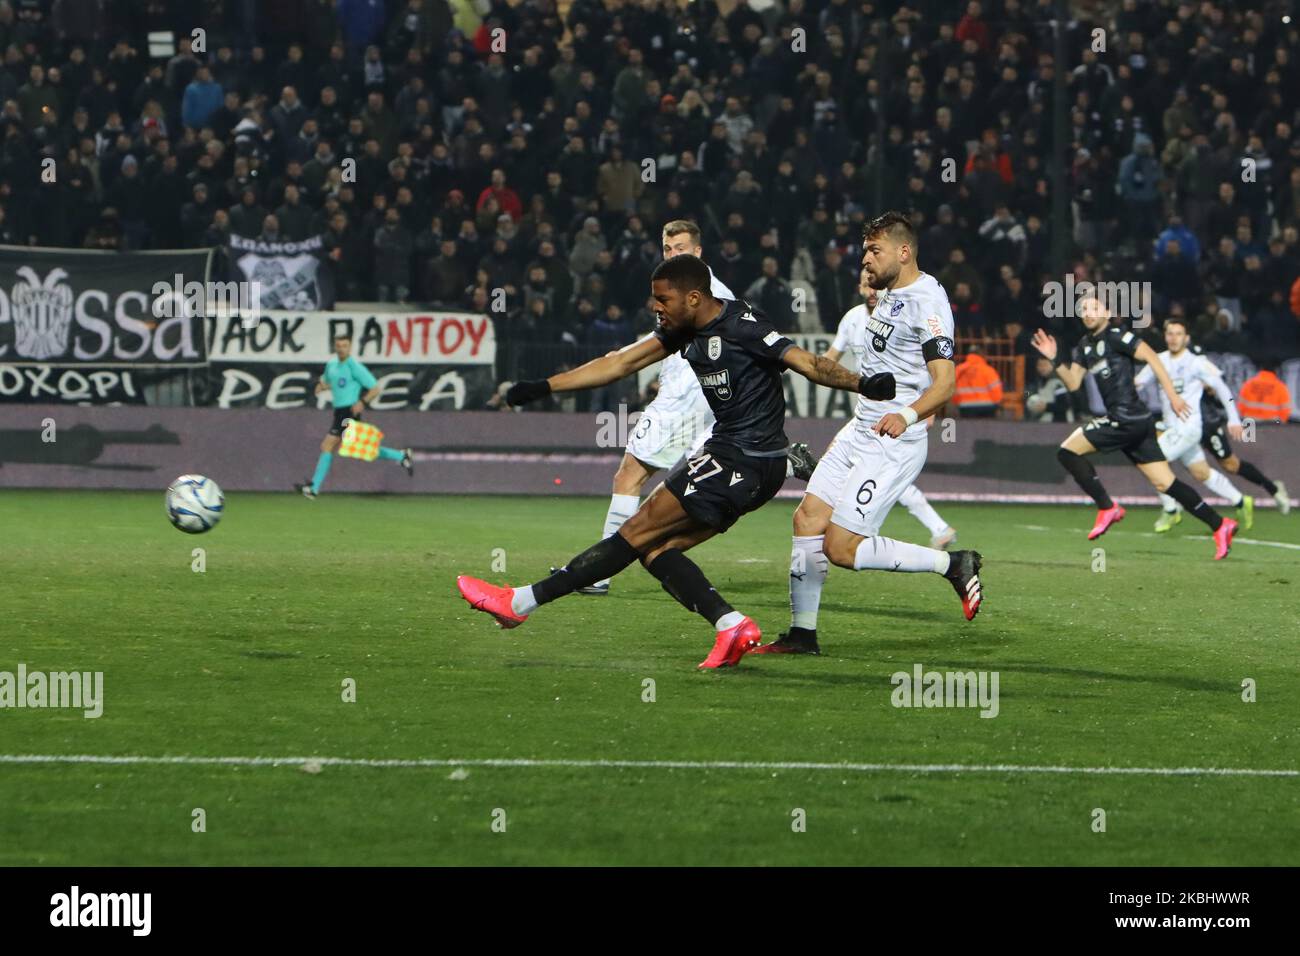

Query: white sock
[[511, 585, 538, 616], [715, 610, 745, 631], [898, 484, 949, 537], [1159, 492, 1180, 513], [1203, 469, 1244, 507], [853, 536, 950, 574], [593, 493, 638, 587], [790, 535, 829, 631]]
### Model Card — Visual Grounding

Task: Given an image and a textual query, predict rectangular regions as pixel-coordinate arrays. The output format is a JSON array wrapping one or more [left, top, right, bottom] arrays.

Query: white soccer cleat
[[1275, 481, 1291, 516], [931, 526, 957, 550]]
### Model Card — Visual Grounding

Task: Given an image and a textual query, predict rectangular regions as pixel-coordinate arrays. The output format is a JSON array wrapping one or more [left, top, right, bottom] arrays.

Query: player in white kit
[[753, 212, 983, 656], [1134, 317, 1254, 532], [824, 269, 957, 550], [577, 219, 817, 595]]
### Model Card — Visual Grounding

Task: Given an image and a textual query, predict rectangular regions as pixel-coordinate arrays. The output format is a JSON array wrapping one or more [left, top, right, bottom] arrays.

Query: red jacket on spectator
[[956, 13, 991, 53], [965, 150, 1013, 185], [477, 185, 523, 221]]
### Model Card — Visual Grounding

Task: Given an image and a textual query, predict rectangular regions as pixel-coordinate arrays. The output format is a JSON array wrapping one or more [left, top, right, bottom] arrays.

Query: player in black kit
[[1197, 372, 1291, 515], [455, 254, 908, 668], [1031, 295, 1238, 559]]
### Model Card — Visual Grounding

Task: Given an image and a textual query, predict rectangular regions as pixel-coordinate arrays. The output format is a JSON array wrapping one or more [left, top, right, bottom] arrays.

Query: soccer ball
[[165, 475, 224, 534]]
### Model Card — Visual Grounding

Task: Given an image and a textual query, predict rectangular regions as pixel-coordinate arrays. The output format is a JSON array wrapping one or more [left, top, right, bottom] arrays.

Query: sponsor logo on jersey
[[762, 330, 783, 347], [707, 335, 721, 360], [927, 314, 944, 337], [864, 315, 896, 352], [698, 368, 732, 400]]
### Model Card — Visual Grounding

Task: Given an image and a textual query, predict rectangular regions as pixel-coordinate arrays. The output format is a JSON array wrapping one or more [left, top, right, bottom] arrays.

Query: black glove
[[505, 379, 552, 406], [858, 372, 896, 400]]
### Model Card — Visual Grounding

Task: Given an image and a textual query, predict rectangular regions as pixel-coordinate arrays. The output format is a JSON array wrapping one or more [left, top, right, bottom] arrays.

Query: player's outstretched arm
[[1031, 329, 1086, 391], [1134, 339, 1189, 418], [506, 334, 669, 406], [782, 346, 896, 398]]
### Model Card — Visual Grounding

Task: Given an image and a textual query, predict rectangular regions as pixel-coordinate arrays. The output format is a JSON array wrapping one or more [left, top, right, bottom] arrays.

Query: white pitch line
[[0, 754, 1295, 778], [1017, 524, 1300, 551]]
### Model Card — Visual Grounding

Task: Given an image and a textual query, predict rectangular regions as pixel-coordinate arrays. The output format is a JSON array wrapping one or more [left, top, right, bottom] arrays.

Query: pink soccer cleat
[[699, 617, 762, 669], [1087, 504, 1126, 540], [456, 575, 528, 628], [1212, 518, 1237, 560]]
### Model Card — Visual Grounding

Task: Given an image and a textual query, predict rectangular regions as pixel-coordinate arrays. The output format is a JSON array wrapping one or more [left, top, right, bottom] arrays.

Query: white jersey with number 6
[[848, 272, 955, 441]]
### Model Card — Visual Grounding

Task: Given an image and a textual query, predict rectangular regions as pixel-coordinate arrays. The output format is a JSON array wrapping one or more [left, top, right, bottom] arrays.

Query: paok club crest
[[10, 266, 74, 360]]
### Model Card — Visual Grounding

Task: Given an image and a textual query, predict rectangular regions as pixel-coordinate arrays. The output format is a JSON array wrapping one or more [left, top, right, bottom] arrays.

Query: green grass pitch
[[1, 489, 1297, 865]]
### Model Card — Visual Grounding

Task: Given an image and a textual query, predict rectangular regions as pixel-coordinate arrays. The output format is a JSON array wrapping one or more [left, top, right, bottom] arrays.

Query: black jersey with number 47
[[1070, 326, 1151, 422], [653, 298, 795, 456]]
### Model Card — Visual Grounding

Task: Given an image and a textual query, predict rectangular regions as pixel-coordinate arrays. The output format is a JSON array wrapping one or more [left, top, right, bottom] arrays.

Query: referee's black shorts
[[328, 407, 361, 436]]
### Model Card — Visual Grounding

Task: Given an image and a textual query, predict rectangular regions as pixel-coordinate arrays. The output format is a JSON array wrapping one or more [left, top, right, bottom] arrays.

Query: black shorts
[[328, 407, 361, 436], [1083, 415, 1164, 464], [1202, 422, 1232, 461], [664, 438, 788, 532]]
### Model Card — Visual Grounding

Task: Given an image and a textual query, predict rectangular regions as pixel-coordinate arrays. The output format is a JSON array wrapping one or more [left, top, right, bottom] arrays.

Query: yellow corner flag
[[338, 420, 384, 462]]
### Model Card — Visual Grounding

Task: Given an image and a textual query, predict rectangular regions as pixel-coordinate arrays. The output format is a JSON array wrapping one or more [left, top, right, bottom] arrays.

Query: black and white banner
[[0, 246, 212, 366], [202, 309, 496, 409], [228, 234, 333, 311]]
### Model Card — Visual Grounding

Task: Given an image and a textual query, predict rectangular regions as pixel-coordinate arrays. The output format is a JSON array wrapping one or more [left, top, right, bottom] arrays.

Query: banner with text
[[0, 245, 212, 366], [203, 309, 497, 409], [228, 234, 333, 311]]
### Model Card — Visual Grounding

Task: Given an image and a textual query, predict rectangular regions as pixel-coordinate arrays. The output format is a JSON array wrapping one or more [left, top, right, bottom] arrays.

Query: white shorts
[[806, 421, 929, 536], [625, 403, 714, 471], [1157, 423, 1206, 468]]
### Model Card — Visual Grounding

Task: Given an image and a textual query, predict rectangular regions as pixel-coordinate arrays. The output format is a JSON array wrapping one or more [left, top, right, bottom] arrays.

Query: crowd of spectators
[[3, 0, 1300, 367]]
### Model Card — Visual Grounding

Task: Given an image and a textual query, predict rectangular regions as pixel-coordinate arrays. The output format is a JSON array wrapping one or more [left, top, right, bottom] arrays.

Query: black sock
[[1165, 479, 1223, 531], [1058, 448, 1114, 509], [533, 533, 640, 605], [644, 548, 734, 626], [1236, 460, 1278, 496]]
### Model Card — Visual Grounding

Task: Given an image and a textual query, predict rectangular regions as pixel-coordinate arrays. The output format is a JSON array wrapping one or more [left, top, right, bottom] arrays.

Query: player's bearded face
[[1078, 297, 1110, 332], [862, 238, 901, 289]]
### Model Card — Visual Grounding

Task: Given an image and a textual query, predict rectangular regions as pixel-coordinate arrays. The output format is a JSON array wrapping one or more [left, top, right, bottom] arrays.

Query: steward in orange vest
[[954, 351, 1004, 417], [1237, 368, 1292, 423]]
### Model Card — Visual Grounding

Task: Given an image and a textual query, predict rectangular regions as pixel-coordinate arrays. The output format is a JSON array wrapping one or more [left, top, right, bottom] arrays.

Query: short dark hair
[[863, 210, 917, 249], [1163, 317, 1188, 332], [652, 254, 711, 295], [334, 334, 351, 342]]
